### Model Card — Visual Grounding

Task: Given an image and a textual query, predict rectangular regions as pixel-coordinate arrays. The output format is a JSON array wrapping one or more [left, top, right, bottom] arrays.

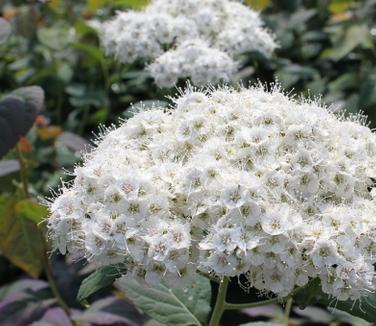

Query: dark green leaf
[[0, 86, 44, 158], [70, 42, 105, 65], [77, 264, 127, 302]]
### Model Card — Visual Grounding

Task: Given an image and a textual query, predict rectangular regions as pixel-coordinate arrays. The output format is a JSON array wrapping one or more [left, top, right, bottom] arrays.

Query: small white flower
[[310, 238, 342, 268], [221, 185, 248, 209]]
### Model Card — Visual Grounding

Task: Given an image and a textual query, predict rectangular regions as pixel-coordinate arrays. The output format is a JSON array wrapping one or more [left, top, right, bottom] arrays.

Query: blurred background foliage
[[0, 0, 375, 325], [0, 0, 375, 194]]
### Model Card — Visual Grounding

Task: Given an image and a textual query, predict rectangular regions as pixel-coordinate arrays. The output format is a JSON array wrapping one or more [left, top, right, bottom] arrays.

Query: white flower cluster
[[97, 0, 277, 87], [48, 86, 376, 301]]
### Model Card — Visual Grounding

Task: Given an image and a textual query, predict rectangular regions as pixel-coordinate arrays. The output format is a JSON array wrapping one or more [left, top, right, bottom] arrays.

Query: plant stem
[[16, 143, 70, 315], [42, 245, 70, 314], [284, 297, 293, 326], [224, 297, 281, 310], [80, 105, 90, 135], [208, 277, 229, 326], [16, 144, 29, 197], [208, 277, 300, 326]]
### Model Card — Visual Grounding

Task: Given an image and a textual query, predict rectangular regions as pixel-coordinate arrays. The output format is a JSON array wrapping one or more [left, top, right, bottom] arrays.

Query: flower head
[[95, 0, 277, 87], [49, 85, 376, 301]]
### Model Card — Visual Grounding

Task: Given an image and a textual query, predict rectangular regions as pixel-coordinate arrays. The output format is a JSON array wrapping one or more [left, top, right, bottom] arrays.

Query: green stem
[[17, 144, 70, 315], [207, 277, 302, 326], [224, 297, 280, 310], [208, 277, 229, 326], [79, 105, 90, 135], [16, 144, 29, 197], [198, 270, 220, 283], [284, 297, 293, 326], [42, 243, 70, 314]]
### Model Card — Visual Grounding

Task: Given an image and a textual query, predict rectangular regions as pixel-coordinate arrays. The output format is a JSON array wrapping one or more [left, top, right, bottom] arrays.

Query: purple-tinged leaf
[[0, 279, 54, 325], [241, 304, 283, 318], [0, 18, 11, 43], [0, 160, 20, 177], [0, 279, 48, 300], [72, 297, 142, 326], [0, 296, 55, 326], [56, 132, 90, 153], [293, 306, 332, 323], [30, 307, 72, 326]]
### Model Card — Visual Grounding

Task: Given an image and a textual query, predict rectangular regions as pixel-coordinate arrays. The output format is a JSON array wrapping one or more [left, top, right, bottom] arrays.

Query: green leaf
[[37, 22, 72, 51], [77, 264, 127, 302], [323, 25, 373, 61], [328, 73, 357, 93], [113, 0, 149, 9], [15, 200, 49, 224], [0, 196, 44, 278], [118, 274, 211, 326], [86, 0, 108, 14], [294, 278, 376, 322], [329, 0, 356, 14], [70, 42, 105, 65]]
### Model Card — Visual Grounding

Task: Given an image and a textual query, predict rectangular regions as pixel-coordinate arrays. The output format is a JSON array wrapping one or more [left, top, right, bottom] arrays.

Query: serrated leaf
[[0, 18, 11, 43], [77, 264, 127, 302], [15, 200, 49, 224], [117, 274, 211, 326], [0, 86, 44, 159], [0, 196, 44, 278]]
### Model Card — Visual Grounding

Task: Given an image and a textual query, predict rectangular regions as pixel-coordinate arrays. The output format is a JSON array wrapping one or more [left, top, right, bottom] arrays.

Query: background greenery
[[0, 0, 375, 325]]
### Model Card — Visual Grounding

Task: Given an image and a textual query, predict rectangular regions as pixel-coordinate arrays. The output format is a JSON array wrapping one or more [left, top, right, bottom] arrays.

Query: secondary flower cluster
[[96, 0, 276, 87], [48, 86, 376, 301]]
